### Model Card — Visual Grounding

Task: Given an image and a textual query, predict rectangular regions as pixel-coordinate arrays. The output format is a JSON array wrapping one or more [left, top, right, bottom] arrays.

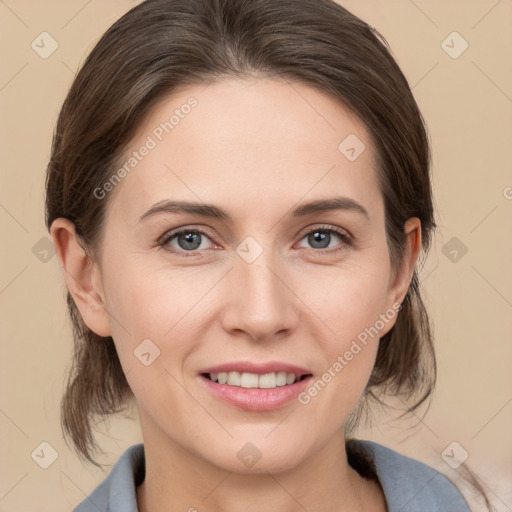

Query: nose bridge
[[224, 238, 295, 338]]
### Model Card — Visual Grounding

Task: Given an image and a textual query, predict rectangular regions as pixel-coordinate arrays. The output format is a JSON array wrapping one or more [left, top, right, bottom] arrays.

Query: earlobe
[[50, 218, 112, 337]]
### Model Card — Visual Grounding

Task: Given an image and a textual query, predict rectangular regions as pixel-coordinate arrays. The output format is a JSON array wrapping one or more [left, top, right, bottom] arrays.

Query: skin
[[51, 78, 421, 512]]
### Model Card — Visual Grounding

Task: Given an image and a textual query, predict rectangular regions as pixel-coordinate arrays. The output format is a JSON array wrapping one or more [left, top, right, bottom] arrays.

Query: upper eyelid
[[158, 224, 217, 245], [297, 224, 351, 239]]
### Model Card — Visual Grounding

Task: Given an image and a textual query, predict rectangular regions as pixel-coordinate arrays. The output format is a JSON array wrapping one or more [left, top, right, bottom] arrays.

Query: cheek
[[297, 294, 385, 431], [103, 246, 207, 322], [99, 258, 206, 372], [101, 268, 202, 421], [297, 260, 392, 342], [293, 260, 391, 408]]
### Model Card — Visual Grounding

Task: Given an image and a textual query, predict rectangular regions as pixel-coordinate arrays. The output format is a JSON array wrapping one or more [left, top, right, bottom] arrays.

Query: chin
[[204, 439, 309, 476]]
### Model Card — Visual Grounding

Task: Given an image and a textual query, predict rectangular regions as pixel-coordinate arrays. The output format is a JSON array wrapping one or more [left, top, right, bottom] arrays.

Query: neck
[[136, 421, 387, 512]]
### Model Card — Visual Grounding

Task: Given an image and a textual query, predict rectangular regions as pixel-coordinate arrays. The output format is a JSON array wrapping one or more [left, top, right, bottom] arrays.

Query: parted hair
[[46, 0, 436, 470]]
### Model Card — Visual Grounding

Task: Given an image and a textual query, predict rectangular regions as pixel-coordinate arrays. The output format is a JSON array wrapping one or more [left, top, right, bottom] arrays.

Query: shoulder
[[354, 439, 471, 512], [72, 443, 144, 512]]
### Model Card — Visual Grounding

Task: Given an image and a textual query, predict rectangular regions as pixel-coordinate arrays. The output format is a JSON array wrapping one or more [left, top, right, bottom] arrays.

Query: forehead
[[105, 78, 382, 224]]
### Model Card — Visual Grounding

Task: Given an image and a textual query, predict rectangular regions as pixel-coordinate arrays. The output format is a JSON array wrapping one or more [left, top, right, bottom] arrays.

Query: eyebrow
[[137, 196, 370, 224]]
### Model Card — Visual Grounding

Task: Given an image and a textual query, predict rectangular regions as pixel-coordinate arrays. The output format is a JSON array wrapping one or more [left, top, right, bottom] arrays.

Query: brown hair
[[48, 0, 444, 483]]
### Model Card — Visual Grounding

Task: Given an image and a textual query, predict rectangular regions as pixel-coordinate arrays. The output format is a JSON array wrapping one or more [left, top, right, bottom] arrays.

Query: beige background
[[1, 1, 511, 511]]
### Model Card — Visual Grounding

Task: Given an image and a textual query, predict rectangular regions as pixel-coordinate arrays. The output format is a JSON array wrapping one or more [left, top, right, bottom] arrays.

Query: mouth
[[199, 368, 314, 411], [201, 371, 312, 389]]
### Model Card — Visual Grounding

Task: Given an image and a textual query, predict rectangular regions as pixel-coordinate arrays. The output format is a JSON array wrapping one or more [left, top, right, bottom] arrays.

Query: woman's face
[[77, 78, 418, 473]]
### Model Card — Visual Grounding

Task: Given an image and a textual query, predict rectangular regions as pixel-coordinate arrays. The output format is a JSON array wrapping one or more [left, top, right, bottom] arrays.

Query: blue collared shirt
[[73, 440, 471, 511]]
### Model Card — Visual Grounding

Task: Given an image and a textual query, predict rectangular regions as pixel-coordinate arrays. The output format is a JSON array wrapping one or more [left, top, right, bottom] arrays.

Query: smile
[[204, 371, 310, 389], [200, 371, 313, 411]]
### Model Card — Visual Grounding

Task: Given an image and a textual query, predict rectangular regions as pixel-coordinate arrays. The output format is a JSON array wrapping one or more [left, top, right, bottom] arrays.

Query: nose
[[220, 246, 298, 342]]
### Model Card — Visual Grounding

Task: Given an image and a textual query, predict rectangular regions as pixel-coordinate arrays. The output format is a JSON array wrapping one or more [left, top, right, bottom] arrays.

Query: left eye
[[296, 227, 349, 251]]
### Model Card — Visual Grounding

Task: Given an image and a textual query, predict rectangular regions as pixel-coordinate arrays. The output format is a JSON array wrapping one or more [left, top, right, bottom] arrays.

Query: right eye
[[158, 228, 217, 256]]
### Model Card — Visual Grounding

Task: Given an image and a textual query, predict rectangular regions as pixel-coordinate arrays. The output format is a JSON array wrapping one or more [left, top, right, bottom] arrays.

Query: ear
[[380, 217, 422, 336], [50, 218, 112, 337]]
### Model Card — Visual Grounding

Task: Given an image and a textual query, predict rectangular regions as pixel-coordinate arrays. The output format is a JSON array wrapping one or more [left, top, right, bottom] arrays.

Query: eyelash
[[156, 224, 353, 257]]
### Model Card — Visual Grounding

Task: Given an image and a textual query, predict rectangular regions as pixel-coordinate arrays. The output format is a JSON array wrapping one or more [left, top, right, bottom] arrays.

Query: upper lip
[[200, 361, 312, 376]]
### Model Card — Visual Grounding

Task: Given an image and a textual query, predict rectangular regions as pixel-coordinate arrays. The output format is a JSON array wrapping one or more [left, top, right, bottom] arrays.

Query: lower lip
[[200, 374, 313, 411]]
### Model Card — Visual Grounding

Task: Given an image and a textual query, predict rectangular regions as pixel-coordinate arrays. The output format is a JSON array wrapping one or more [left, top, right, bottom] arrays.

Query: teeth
[[227, 372, 241, 386], [276, 372, 287, 386], [258, 373, 276, 388], [241, 372, 259, 388], [208, 371, 303, 389]]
